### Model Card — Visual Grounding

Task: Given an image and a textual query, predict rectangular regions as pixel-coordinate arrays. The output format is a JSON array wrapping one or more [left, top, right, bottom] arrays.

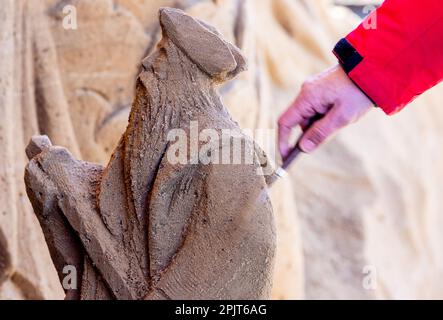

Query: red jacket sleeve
[[333, 0, 443, 115]]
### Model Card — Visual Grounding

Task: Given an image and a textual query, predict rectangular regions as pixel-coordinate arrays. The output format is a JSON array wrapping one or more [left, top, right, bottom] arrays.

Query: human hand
[[278, 65, 374, 158]]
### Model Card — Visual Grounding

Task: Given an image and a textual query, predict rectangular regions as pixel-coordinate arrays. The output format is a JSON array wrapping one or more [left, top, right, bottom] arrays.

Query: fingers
[[298, 106, 348, 153], [277, 123, 293, 159], [278, 94, 315, 158], [300, 118, 312, 132], [277, 65, 374, 156]]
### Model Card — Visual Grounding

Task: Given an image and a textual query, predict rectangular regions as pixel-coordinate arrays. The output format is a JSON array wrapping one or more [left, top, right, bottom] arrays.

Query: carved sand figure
[[25, 8, 276, 300], [0, 231, 11, 286]]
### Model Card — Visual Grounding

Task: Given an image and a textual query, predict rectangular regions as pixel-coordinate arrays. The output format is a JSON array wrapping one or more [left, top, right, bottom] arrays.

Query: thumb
[[298, 107, 347, 153]]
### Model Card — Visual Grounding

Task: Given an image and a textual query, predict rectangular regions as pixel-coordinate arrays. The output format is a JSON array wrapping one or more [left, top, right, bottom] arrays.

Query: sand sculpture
[[0, 231, 10, 286], [24, 8, 275, 300]]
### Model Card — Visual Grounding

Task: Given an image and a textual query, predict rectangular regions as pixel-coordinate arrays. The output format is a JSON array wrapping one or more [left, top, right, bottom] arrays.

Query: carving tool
[[265, 113, 323, 187]]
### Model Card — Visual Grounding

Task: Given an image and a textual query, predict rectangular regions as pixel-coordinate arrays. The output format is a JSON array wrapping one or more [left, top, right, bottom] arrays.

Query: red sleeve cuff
[[333, 37, 412, 115], [334, 0, 443, 115]]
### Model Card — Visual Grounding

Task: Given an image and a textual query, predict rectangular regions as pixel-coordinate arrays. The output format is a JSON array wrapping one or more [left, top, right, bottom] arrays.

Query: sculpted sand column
[[25, 8, 276, 300], [0, 0, 70, 299]]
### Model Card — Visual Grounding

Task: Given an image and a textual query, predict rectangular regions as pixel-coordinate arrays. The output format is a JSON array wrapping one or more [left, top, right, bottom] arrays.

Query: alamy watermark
[[166, 121, 277, 176], [362, 5, 378, 30], [62, 265, 78, 291], [362, 265, 377, 291], [62, 5, 78, 30]]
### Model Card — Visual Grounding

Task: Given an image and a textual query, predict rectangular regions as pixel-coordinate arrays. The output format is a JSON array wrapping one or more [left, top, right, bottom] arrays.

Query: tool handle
[[281, 146, 302, 170], [281, 113, 323, 170]]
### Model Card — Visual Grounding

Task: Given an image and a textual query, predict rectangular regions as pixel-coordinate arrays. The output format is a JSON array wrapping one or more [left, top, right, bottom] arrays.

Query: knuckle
[[308, 126, 328, 144], [278, 117, 289, 128], [334, 106, 355, 126], [301, 80, 314, 93], [334, 113, 350, 127], [300, 80, 320, 108]]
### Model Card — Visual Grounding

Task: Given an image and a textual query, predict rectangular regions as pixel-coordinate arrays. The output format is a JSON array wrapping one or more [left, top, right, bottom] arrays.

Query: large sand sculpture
[[24, 8, 275, 300]]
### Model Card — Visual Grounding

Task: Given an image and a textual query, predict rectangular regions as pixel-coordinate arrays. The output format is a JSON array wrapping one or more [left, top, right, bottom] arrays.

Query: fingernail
[[300, 140, 316, 153]]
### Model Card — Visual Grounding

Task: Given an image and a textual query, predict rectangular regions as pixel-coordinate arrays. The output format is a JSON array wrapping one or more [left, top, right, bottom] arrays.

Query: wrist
[[336, 64, 376, 109], [333, 39, 378, 109]]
